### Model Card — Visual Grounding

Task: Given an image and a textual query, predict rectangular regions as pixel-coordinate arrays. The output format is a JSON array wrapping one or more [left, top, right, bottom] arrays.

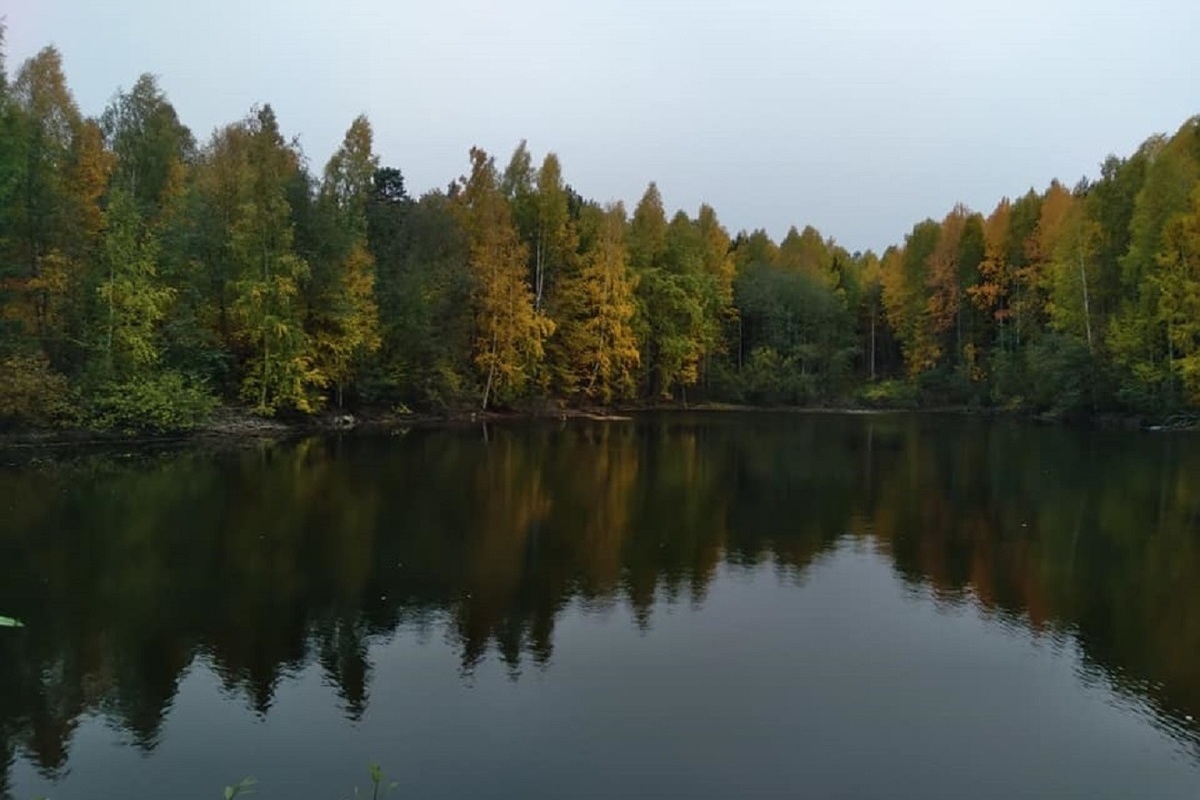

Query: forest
[[2, 33, 1200, 431]]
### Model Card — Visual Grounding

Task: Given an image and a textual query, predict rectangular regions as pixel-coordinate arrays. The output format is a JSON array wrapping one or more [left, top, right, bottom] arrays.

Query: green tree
[[0, 23, 23, 358], [734, 261, 856, 403], [311, 115, 382, 408], [226, 105, 323, 415], [86, 189, 214, 431], [627, 182, 667, 272], [96, 190, 174, 377], [1109, 123, 1200, 409], [1047, 203, 1101, 352], [778, 224, 835, 288], [100, 73, 193, 223], [368, 172, 474, 408], [6, 46, 100, 369], [1152, 185, 1200, 401], [1085, 151, 1148, 325]]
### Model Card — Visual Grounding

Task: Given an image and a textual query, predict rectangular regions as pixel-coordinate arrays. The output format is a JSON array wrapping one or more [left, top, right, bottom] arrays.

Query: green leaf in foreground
[[0, 615, 24, 628], [223, 777, 256, 799]]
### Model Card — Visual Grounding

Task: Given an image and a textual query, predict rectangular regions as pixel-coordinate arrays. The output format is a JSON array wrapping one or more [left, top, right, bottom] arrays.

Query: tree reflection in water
[[1, 413, 1198, 791]]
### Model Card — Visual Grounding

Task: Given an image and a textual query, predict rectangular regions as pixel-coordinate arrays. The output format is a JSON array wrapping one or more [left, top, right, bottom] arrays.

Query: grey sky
[[6, 0, 1199, 253]]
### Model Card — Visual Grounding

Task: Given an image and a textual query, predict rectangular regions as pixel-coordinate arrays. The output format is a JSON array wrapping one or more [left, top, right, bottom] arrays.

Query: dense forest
[[2, 34, 1199, 430]]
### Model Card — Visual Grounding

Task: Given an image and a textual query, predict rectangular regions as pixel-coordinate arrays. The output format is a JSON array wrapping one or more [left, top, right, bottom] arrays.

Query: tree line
[[2, 35, 1199, 430]]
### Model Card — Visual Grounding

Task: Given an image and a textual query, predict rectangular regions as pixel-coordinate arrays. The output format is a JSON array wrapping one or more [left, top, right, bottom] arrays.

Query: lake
[[1, 412, 1199, 799]]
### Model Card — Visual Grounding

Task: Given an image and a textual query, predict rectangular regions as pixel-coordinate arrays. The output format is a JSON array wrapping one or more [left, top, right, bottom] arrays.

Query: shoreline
[[0, 402, 1191, 453]]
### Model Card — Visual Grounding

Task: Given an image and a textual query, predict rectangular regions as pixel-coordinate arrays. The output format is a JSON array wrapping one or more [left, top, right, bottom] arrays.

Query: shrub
[[87, 372, 217, 433], [1023, 334, 1096, 417], [857, 379, 918, 409]]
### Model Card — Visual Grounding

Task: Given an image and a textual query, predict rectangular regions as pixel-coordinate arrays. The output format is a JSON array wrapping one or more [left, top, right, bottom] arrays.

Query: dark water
[[1, 413, 1199, 799]]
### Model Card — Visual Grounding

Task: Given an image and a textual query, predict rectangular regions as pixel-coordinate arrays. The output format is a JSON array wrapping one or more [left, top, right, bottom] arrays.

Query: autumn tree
[[968, 198, 1013, 360], [1022, 180, 1075, 335], [456, 147, 552, 409], [1006, 189, 1043, 347], [549, 202, 641, 402], [694, 203, 737, 380], [925, 205, 968, 365], [882, 219, 940, 375]]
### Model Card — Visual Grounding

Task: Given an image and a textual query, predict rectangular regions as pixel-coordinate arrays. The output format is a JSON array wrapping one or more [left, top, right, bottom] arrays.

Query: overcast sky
[[6, 0, 1199, 253]]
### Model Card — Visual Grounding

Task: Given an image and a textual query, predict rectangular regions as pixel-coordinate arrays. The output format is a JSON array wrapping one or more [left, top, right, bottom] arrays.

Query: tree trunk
[[260, 335, 269, 412], [482, 321, 498, 410], [534, 234, 545, 312], [106, 261, 115, 374], [738, 315, 744, 370], [482, 360, 495, 411], [955, 298, 962, 366], [869, 309, 876, 381], [587, 332, 604, 396], [1079, 251, 1093, 351]]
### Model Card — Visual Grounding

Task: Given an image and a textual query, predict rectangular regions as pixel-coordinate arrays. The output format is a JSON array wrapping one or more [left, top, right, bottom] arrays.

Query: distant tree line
[[2, 33, 1199, 430]]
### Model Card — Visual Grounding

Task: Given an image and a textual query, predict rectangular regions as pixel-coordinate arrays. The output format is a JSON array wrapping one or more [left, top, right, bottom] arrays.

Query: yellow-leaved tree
[[551, 202, 641, 402], [455, 147, 553, 410]]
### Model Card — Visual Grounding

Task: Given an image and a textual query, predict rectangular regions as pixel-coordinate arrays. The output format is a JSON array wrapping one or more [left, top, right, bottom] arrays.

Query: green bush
[[1023, 334, 1096, 417], [915, 365, 979, 407], [739, 347, 821, 406], [87, 372, 217, 433]]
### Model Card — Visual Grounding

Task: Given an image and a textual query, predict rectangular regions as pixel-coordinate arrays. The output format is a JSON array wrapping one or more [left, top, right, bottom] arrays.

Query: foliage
[[549, 202, 640, 402], [223, 777, 257, 800], [0, 30, 1197, 425], [734, 261, 856, 401], [1022, 333, 1096, 417], [455, 147, 553, 409], [0, 353, 78, 427], [856, 378, 918, 409], [86, 371, 216, 433]]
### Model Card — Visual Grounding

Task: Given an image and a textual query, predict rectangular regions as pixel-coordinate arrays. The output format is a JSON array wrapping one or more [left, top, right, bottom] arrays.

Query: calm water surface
[[1, 413, 1199, 799]]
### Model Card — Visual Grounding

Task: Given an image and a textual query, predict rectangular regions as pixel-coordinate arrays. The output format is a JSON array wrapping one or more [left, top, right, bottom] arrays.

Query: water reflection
[[1, 413, 1199, 795]]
